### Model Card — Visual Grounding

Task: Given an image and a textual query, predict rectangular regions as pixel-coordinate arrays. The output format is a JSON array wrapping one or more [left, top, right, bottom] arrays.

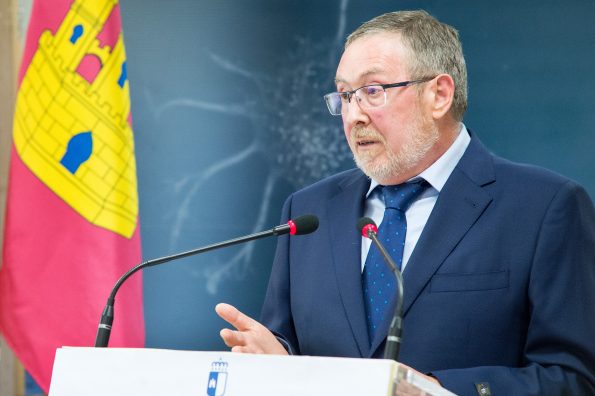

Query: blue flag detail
[[118, 61, 127, 88], [70, 24, 83, 44], [60, 131, 93, 174]]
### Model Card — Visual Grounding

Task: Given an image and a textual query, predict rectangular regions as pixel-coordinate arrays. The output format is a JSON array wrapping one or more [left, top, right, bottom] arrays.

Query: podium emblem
[[206, 360, 228, 396]]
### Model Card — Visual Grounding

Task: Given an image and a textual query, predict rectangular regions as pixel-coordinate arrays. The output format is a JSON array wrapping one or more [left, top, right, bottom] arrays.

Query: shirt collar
[[365, 123, 471, 197]]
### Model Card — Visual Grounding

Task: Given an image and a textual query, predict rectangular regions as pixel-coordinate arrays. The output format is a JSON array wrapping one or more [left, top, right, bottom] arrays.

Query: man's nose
[[343, 96, 370, 126]]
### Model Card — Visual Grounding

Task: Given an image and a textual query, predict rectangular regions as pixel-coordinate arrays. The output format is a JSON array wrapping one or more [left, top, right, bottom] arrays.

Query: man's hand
[[396, 363, 442, 396], [215, 303, 288, 355]]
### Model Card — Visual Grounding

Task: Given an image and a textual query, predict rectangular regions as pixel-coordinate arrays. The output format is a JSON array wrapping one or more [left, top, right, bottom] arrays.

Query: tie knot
[[381, 180, 428, 212]]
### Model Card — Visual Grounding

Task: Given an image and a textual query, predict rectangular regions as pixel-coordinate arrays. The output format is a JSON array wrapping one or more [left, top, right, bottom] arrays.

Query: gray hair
[[346, 10, 468, 121]]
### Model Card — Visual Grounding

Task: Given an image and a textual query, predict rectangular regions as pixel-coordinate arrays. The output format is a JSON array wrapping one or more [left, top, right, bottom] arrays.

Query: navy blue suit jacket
[[260, 135, 595, 395]]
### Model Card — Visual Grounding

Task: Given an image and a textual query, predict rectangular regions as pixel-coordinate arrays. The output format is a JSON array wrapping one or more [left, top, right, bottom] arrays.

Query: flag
[[0, 0, 144, 391]]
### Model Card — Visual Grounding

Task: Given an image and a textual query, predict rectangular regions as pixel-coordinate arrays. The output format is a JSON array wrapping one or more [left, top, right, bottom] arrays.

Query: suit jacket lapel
[[402, 169, 493, 315], [327, 170, 371, 357], [369, 135, 496, 356], [403, 136, 496, 316]]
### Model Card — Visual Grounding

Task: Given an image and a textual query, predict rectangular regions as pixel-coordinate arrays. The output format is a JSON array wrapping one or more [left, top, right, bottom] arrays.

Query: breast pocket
[[430, 270, 509, 292]]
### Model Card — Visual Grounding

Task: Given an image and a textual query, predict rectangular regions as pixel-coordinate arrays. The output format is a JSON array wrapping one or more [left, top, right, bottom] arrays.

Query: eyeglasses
[[323, 76, 436, 116]]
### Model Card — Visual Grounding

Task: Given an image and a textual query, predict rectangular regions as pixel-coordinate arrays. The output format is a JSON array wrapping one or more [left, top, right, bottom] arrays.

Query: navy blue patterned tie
[[362, 180, 428, 343]]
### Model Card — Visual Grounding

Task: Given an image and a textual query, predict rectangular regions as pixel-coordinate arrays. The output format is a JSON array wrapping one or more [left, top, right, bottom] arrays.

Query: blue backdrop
[[118, 0, 595, 351]]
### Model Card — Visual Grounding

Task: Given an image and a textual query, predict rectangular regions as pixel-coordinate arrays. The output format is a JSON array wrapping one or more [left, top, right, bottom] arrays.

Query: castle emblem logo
[[206, 359, 228, 396]]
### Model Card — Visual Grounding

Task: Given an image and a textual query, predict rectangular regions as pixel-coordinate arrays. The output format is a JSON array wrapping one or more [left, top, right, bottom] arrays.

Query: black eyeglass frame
[[324, 76, 437, 116]]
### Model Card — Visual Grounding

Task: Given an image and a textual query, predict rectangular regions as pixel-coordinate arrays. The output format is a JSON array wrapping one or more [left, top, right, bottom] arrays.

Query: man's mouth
[[357, 139, 379, 146]]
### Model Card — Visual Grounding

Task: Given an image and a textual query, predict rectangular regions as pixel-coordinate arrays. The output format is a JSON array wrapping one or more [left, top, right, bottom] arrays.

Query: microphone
[[95, 214, 319, 347], [357, 216, 404, 362]]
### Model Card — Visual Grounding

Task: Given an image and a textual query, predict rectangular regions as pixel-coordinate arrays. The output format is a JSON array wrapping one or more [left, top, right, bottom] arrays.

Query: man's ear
[[429, 74, 455, 120]]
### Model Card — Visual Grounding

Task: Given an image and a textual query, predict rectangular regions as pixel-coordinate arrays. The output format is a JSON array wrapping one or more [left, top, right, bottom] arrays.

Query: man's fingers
[[231, 345, 255, 354], [220, 329, 264, 354], [219, 328, 245, 348], [231, 344, 265, 354], [216, 303, 257, 331], [216, 302, 289, 355]]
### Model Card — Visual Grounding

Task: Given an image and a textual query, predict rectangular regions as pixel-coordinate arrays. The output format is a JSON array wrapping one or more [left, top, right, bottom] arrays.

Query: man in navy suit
[[216, 10, 595, 395]]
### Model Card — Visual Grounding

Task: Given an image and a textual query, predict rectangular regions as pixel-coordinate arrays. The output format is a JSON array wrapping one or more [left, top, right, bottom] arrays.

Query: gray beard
[[352, 122, 439, 184]]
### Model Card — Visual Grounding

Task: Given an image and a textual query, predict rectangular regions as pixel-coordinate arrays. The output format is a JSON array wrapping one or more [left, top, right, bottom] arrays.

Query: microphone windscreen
[[291, 215, 319, 235], [357, 217, 376, 232]]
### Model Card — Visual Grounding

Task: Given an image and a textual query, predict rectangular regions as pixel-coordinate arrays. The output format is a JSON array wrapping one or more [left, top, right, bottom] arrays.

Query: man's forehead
[[335, 33, 409, 85], [334, 67, 386, 85]]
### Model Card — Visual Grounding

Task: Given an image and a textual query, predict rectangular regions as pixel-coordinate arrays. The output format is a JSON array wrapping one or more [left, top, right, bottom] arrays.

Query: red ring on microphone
[[288, 220, 297, 235], [361, 224, 378, 238]]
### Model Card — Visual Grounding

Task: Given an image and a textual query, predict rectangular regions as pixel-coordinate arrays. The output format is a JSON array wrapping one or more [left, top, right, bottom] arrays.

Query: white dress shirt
[[361, 124, 471, 272]]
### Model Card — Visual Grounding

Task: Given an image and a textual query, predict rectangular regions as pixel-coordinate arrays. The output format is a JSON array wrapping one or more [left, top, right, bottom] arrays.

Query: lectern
[[49, 347, 455, 395]]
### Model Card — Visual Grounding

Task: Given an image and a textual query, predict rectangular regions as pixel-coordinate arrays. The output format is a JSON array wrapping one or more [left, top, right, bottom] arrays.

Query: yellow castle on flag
[[13, 0, 138, 238]]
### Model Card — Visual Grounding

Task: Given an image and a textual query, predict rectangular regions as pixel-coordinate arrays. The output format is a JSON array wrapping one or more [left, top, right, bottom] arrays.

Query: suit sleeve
[[259, 195, 301, 354], [431, 181, 595, 395]]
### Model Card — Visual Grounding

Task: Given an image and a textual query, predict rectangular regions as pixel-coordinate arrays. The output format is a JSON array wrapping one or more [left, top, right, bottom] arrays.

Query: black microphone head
[[357, 217, 376, 231], [357, 217, 378, 238], [289, 215, 319, 235]]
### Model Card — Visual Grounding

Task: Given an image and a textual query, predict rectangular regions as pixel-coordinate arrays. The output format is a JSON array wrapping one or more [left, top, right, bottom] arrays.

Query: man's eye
[[365, 86, 383, 96], [339, 92, 351, 101]]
